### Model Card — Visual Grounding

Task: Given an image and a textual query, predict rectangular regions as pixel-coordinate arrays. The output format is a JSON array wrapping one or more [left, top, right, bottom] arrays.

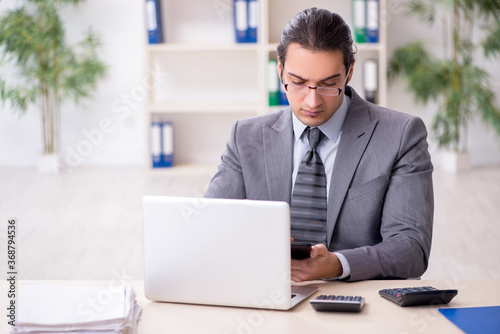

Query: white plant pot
[[440, 150, 471, 174], [37, 153, 60, 175]]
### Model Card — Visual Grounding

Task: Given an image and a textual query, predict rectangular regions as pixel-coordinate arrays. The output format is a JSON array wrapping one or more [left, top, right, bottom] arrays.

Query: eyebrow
[[287, 71, 342, 83]]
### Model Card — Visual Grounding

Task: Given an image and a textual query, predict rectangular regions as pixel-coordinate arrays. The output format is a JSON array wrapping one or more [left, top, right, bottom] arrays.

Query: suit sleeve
[[339, 116, 434, 281], [204, 121, 247, 199]]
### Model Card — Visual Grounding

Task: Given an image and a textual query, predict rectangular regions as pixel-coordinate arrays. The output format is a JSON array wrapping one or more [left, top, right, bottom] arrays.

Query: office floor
[[1, 165, 499, 281]]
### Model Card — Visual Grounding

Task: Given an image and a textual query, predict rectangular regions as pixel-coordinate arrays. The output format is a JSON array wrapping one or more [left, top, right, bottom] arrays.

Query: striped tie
[[290, 127, 328, 245]]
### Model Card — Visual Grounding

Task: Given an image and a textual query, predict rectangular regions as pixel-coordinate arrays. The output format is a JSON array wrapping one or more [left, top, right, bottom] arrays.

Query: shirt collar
[[292, 94, 351, 144]]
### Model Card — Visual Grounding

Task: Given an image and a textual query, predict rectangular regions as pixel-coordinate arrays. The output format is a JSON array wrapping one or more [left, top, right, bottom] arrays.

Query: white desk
[[2, 280, 499, 334]]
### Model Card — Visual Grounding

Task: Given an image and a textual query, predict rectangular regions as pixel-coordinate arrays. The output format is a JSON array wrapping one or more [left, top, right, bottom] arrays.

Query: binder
[[150, 119, 174, 168], [234, 0, 249, 43], [279, 80, 289, 105], [366, 0, 379, 43], [247, 0, 258, 43], [150, 120, 163, 167], [363, 59, 378, 104], [161, 121, 174, 167], [145, 0, 163, 44], [352, 0, 366, 44], [268, 59, 280, 106]]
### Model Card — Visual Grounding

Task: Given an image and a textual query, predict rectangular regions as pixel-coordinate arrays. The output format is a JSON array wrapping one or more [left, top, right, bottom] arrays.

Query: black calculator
[[310, 295, 365, 312], [379, 286, 458, 307]]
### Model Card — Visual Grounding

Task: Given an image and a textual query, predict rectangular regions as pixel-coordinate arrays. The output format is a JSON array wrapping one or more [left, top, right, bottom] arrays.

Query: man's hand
[[290, 244, 343, 282]]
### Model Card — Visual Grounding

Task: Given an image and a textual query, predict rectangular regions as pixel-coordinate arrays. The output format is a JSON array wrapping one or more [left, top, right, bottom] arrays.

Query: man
[[204, 8, 433, 282]]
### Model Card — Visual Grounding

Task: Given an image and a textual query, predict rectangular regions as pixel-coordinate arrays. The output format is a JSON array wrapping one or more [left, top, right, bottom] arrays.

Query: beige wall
[[1, 0, 499, 167]]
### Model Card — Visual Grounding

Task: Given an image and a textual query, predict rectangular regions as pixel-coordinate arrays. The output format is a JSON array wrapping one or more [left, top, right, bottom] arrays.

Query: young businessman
[[204, 8, 434, 282]]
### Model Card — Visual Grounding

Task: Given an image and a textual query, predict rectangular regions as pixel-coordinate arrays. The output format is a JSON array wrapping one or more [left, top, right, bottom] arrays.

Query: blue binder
[[279, 82, 289, 105], [150, 120, 174, 168], [234, 0, 249, 43], [150, 121, 163, 167], [161, 121, 174, 167], [145, 0, 163, 44], [247, 0, 258, 43], [268, 59, 280, 106], [366, 0, 379, 43]]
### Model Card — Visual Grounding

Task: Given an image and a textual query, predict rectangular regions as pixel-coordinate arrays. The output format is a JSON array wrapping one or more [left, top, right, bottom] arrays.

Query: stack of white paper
[[11, 283, 142, 334]]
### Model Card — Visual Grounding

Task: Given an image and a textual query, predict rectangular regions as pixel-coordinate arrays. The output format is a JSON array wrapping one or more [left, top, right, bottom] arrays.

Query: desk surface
[[2, 279, 499, 334]]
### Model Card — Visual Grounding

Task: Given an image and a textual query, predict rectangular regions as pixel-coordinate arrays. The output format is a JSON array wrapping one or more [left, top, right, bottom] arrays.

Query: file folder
[[234, 0, 249, 43], [150, 120, 163, 167], [145, 0, 163, 44], [247, 0, 258, 43], [363, 59, 378, 103], [150, 120, 174, 168], [268, 59, 280, 106], [161, 121, 174, 167], [366, 0, 379, 43], [439, 306, 500, 334], [352, 0, 366, 44], [279, 81, 289, 105]]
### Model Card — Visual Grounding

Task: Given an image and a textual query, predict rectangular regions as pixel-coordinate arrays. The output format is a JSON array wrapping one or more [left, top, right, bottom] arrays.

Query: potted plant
[[0, 0, 107, 174], [388, 0, 500, 173]]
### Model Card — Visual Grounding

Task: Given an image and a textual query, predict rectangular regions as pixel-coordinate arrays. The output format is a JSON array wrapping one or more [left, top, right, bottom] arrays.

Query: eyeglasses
[[283, 65, 352, 97]]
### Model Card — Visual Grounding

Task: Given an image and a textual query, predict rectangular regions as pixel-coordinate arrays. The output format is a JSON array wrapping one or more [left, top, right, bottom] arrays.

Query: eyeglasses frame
[[282, 64, 352, 97]]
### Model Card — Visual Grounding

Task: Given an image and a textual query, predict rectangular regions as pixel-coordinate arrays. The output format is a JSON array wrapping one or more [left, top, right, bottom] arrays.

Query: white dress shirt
[[291, 95, 352, 279]]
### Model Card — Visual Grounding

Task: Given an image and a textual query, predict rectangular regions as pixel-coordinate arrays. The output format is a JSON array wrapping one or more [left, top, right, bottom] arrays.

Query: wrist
[[329, 252, 343, 278]]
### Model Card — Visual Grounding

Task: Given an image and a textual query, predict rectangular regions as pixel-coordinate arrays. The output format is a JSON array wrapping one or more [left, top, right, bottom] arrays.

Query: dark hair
[[277, 7, 356, 73]]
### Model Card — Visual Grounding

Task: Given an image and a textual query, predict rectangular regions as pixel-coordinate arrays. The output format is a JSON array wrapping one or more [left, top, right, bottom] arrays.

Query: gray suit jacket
[[205, 87, 434, 281]]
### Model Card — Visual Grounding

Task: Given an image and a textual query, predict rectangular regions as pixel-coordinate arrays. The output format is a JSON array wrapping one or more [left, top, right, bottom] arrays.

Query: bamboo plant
[[388, 0, 500, 153], [0, 0, 107, 156]]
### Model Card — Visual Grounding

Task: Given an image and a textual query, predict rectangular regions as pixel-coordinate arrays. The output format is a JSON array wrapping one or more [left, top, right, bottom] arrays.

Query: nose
[[303, 87, 323, 109]]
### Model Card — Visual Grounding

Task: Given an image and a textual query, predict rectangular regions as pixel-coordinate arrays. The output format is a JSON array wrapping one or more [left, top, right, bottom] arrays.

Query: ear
[[347, 60, 355, 84], [277, 57, 284, 84]]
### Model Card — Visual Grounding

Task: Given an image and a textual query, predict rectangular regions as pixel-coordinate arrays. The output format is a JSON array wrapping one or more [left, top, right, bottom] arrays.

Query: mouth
[[302, 109, 323, 117]]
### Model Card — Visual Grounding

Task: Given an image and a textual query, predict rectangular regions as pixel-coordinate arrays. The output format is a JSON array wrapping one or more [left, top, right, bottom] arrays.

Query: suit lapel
[[263, 109, 294, 203], [326, 88, 378, 247]]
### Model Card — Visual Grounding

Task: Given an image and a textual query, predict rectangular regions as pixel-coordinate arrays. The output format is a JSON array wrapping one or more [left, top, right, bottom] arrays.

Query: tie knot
[[307, 127, 324, 150]]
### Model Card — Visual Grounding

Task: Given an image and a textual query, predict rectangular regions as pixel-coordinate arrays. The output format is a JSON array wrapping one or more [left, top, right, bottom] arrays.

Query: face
[[278, 43, 354, 127]]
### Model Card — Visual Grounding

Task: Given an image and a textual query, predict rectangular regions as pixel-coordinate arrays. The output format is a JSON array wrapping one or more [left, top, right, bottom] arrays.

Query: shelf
[[149, 102, 260, 114], [145, 163, 218, 175], [356, 43, 385, 52], [266, 42, 384, 54], [144, 0, 388, 167], [147, 43, 261, 52]]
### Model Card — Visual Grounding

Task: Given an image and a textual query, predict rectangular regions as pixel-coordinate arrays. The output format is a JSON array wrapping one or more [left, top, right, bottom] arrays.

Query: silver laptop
[[142, 196, 318, 310]]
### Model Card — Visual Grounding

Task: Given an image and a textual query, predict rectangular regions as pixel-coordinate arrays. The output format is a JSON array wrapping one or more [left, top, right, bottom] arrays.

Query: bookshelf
[[144, 0, 387, 168]]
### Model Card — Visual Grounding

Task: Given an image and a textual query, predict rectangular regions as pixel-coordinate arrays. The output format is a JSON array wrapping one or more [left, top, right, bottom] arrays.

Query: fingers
[[291, 244, 341, 281], [290, 264, 306, 283], [310, 243, 327, 257], [290, 258, 305, 282], [291, 273, 304, 283]]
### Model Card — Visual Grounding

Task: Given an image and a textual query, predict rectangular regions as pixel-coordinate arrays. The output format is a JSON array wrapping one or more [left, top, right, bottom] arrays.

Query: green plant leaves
[[0, 0, 108, 112], [388, 41, 448, 105], [483, 23, 500, 59], [0, 0, 108, 154], [389, 0, 500, 151]]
